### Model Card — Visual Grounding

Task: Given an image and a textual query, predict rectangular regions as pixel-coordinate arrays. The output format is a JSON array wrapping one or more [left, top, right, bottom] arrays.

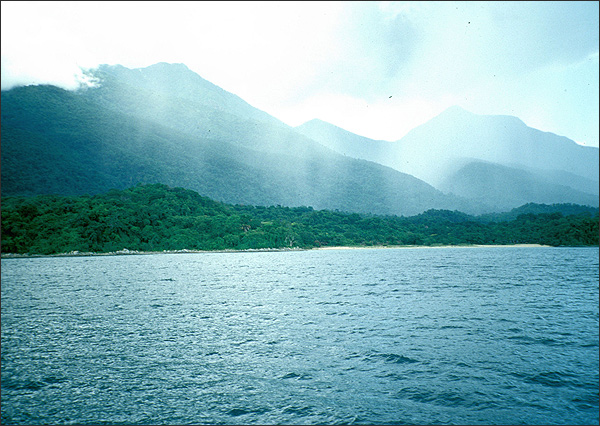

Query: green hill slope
[[1, 64, 479, 216], [296, 110, 599, 210], [439, 161, 599, 210]]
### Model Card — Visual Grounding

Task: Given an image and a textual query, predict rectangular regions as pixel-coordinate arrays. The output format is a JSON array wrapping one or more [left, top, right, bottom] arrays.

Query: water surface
[[1, 247, 598, 424]]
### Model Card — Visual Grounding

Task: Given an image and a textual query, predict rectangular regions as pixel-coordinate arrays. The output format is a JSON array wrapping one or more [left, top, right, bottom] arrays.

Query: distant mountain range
[[2, 62, 598, 215], [297, 106, 598, 211]]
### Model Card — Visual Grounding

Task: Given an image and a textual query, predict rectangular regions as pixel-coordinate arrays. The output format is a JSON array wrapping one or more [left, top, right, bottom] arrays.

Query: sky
[[1, 1, 599, 147]]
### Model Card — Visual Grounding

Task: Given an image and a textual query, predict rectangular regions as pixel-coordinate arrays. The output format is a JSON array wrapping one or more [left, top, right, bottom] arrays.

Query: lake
[[1, 247, 598, 425]]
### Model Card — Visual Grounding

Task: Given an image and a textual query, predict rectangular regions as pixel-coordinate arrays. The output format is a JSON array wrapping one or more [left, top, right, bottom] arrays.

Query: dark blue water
[[1, 247, 598, 425]]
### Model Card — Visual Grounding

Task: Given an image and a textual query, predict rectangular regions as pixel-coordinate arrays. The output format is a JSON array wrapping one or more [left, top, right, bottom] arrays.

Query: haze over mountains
[[2, 62, 598, 215], [297, 106, 599, 211]]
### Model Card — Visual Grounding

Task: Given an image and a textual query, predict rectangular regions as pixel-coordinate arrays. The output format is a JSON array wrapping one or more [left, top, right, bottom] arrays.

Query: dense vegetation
[[2, 184, 598, 255]]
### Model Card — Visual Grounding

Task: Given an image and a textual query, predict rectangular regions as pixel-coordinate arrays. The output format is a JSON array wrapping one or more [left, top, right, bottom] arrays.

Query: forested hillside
[[296, 109, 599, 211], [1, 64, 478, 216], [439, 161, 599, 211], [2, 184, 597, 255]]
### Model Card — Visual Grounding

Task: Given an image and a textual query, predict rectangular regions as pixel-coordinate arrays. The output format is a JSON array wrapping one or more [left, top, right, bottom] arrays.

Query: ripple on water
[[1, 248, 598, 425]]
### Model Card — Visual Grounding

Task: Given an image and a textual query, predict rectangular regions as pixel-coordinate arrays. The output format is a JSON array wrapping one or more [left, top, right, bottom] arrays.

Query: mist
[[295, 105, 599, 211]]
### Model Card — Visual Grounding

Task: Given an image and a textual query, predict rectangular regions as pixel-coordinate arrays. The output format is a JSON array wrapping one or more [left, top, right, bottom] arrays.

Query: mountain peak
[[145, 62, 190, 71], [96, 62, 208, 87], [139, 62, 196, 78], [430, 105, 527, 129], [87, 62, 281, 126], [302, 118, 328, 126], [137, 62, 204, 81]]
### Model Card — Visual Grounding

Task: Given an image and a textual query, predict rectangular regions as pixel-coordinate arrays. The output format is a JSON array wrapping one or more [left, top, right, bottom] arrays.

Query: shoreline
[[314, 243, 553, 250], [0, 247, 304, 259], [0, 244, 569, 259]]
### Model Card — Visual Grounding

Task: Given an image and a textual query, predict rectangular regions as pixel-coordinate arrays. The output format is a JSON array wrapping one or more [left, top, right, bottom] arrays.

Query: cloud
[[291, 1, 600, 145], [510, 51, 600, 147], [299, 2, 422, 100], [1, 2, 95, 89]]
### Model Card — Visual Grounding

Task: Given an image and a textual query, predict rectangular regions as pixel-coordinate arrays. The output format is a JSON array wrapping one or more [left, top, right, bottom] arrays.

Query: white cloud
[[1, 2, 96, 89]]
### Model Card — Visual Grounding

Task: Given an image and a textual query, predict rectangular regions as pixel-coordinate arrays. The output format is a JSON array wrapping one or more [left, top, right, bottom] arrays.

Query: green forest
[[1, 184, 598, 255]]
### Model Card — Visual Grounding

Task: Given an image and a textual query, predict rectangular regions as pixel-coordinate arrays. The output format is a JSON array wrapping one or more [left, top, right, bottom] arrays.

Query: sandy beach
[[313, 244, 552, 250]]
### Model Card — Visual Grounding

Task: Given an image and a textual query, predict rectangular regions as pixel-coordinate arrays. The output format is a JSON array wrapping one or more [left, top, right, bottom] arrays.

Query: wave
[[365, 352, 420, 365]]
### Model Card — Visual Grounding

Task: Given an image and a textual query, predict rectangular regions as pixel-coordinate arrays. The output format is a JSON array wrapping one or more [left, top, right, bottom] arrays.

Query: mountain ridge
[[1, 64, 481, 216], [2, 62, 597, 215], [296, 108, 599, 210], [439, 160, 599, 211], [91, 62, 281, 126]]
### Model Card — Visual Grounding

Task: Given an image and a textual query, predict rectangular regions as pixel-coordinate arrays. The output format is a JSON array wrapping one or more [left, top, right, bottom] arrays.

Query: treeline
[[1, 184, 598, 255]]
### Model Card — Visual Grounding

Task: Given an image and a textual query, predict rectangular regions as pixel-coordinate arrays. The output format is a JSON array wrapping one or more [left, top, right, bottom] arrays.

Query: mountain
[[1, 63, 479, 216], [92, 62, 279, 124], [296, 119, 395, 165], [516, 166, 599, 197], [438, 161, 599, 211], [296, 107, 599, 210], [394, 106, 599, 185]]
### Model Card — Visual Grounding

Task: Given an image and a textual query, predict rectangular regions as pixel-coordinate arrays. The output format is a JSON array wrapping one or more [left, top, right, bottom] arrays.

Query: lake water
[[1, 247, 598, 425]]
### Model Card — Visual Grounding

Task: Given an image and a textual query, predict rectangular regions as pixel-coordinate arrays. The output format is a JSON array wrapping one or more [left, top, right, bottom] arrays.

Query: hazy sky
[[2, 1, 598, 147]]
